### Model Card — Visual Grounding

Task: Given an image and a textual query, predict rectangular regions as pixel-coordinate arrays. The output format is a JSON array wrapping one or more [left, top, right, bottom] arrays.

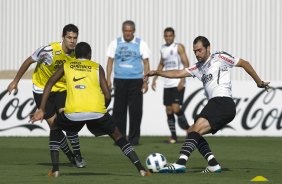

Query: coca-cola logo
[[181, 87, 282, 131], [1, 85, 281, 134], [0, 89, 45, 132]]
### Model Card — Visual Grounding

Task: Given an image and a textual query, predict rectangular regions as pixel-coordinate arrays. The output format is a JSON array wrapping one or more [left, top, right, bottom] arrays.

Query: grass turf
[[0, 136, 281, 183]]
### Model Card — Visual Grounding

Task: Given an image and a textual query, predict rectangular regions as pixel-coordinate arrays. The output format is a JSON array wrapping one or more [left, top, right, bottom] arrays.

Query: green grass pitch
[[0, 136, 281, 183]]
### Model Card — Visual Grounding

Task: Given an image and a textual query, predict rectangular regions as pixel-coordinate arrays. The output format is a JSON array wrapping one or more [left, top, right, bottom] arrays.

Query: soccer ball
[[145, 153, 167, 173]]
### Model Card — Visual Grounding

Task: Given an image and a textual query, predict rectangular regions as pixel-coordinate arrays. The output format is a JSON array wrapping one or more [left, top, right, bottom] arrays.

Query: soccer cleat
[[139, 170, 151, 176], [159, 163, 186, 173], [48, 170, 59, 177], [168, 137, 177, 144], [177, 115, 190, 130], [74, 154, 87, 168], [202, 164, 222, 173]]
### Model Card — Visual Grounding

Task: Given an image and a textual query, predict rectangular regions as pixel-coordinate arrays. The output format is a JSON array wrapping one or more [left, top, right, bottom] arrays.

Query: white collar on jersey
[[121, 36, 137, 43]]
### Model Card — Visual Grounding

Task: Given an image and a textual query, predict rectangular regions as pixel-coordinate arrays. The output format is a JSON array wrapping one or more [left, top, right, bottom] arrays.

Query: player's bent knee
[[187, 122, 211, 135], [110, 127, 123, 141]]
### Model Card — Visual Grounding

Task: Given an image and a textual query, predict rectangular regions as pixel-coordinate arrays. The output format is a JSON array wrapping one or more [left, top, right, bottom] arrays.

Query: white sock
[[207, 155, 215, 162], [179, 154, 188, 161]]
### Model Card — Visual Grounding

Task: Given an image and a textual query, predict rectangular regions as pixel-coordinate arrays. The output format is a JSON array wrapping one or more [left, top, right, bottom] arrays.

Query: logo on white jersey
[[218, 54, 234, 64], [201, 73, 213, 84]]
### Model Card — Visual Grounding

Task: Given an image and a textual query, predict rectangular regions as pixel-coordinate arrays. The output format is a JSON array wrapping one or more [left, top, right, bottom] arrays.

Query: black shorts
[[33, 91, 66, 119], [163, 87, 185, 106], [195, 97, 236, 134], [55, 112, 116, 137]]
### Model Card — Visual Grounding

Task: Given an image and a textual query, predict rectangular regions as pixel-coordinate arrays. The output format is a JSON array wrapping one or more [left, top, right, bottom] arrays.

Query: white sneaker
[[202, 164, 222, 173], [48, 170, 59, 177], [159, 163, 186, 173], [139, 170, 151, 176]]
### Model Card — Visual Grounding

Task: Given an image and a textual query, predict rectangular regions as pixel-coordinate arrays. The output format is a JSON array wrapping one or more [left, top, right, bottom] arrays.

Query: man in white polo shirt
[[106, 20, 150, 145]]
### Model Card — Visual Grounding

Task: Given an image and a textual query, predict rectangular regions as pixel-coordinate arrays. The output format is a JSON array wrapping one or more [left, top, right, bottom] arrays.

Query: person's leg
[[163, 88, 177, 143], [86, 114, 150, 176], [197, 136, 220, 167], [128, 79, 143, 145], [177, 118, 211, 163], [47, 115, 65, 177], [110, 127, 150, 176], [198, 97, 235, 173], [166, 106, 177, 143], [49, 129, 65, 175], [52, 113, 86, 175], [175, 108, 189, 130], [173, 88, 189, 130], [66, 131, 86, 168], [47, 119, 74, 164], [54, 91, 85, 166], [33, 92, 75, 165], [160, 118, 211, 173], [65, 132, 81, 156], [113, 79, 128, 138]]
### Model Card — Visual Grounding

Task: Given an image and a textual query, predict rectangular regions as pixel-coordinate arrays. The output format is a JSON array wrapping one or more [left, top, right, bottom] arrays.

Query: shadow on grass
[[189, 167, 231, 173], [36, 163, 135, 176], [37, 162, 75, 167], [63, 172, 133, 176]]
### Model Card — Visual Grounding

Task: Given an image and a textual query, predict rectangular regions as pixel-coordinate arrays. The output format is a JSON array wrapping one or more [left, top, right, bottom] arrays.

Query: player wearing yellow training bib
[[30, 42, 151, 177], [64, 59, 106, 115], [7, 24, 86, 172], [32, 42, 75, 92]]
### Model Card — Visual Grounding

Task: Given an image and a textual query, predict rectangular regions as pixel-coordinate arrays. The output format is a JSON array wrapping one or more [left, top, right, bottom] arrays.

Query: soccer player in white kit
[[151, 27, 190, 144], [146, 36, 270, 173]]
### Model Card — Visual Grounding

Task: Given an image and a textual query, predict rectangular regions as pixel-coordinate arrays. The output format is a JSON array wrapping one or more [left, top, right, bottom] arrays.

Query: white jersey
[[186, 51, 240, 100], [31, 44, 54, 65], [30, 42, 71, 93], [106, 36, 150, 59], [30, 44, 54, 93], [160, 42, 184, 88]]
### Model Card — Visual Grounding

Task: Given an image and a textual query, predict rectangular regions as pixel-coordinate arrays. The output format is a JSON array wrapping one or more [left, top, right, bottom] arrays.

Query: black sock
[[50, 129, 64, 172], [176, 131, 201, 165], [197, 136, 219, 166], [66, 131, 81, 156], [50, 150, 59, 172], [175, 109, 184, 116], [176, 159, 187, 166], [167, 113, 176, 139], [115, 137, 145, 171], [176, 109, 190, 130], [208, 158, 218, 166]]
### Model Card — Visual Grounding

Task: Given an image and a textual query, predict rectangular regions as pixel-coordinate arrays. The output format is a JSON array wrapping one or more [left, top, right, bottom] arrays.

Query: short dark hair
[[164, 27, 175, 35], [193, 36, 210, 48], [62, 24, 79, 37], [75, 42, 91, 58], [122, 20, 135, 30]]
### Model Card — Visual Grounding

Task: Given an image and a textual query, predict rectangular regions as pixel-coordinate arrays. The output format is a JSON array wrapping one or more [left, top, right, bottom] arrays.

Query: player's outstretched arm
[[146, 68, 191, 78], [236, 59, 270, 91], [7, 56, 34, 95], [30, 66, 64, 123]]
